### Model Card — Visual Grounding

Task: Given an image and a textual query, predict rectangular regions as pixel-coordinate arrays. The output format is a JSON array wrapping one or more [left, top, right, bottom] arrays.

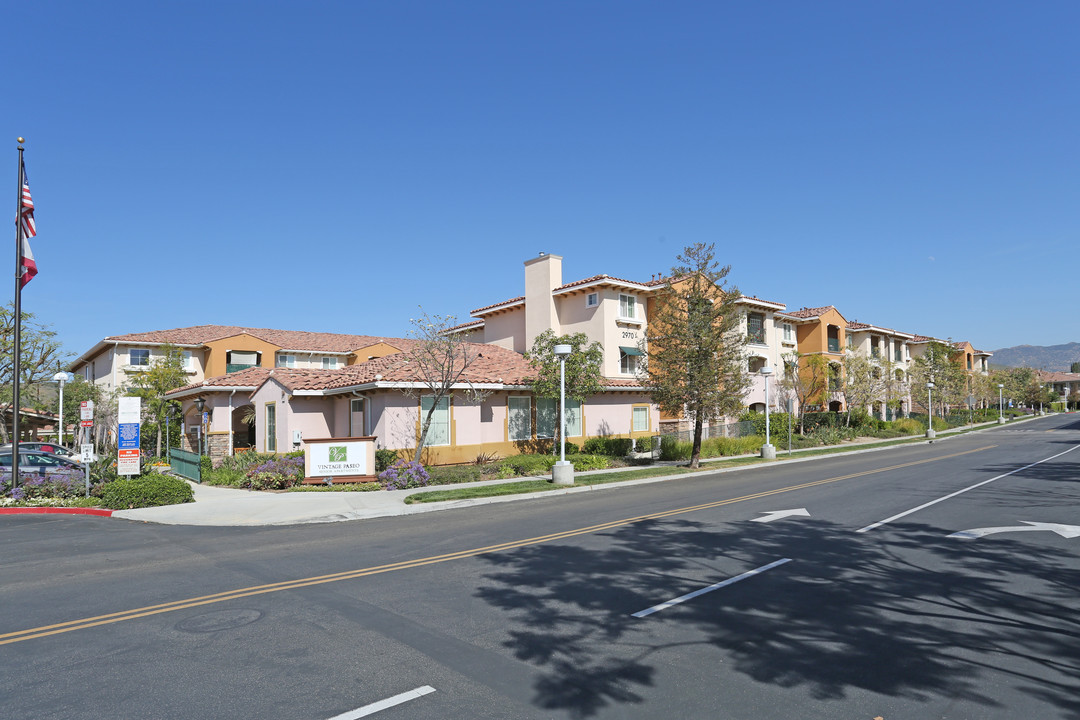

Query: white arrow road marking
[[948, 522, 1080, 540], [751, 508, 810, 523]]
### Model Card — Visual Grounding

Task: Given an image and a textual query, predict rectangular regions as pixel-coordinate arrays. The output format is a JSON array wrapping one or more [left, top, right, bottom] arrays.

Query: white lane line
[[856, 444, 1080, 534], [632, 558, 792, 618], [327, 686, 436, 719]]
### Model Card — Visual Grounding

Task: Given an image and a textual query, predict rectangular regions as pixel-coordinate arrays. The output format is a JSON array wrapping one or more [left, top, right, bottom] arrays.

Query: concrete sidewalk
[[110, 415, 1038, 527]]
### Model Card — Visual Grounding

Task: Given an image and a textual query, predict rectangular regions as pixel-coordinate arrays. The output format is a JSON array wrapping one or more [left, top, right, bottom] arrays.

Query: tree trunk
[[413, 402, 440, 464], [690, 410, 703, 469]]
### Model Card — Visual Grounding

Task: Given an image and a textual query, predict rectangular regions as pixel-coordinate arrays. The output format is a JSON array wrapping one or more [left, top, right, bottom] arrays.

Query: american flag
[[19, 160, 37, 288]]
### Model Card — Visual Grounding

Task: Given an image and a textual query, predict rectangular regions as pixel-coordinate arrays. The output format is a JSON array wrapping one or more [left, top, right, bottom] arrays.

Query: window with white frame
[[277, 354, 296, 368], [322, 356, 338, 370], [783, 323, 793, 342], [536, 398, 556, 438], [508, 396, 532, 441], [420, 396, 450, 446], [620, 348, 640, 375], [586, 292, 599, 308], [632, 406, 650, 433], [265, 403, 277, 452], [129, 348, 150, 366], [747, 313, 765, 344], [619, 294, 637, 320], [181, 350, 193, 370]]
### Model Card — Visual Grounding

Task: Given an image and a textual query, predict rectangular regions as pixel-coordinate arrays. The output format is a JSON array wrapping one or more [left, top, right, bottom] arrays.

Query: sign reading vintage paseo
[[303, 437, 376, 483]]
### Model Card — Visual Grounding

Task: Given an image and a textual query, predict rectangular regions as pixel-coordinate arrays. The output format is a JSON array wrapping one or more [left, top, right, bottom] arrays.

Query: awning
[[619, 346, 644, 356]]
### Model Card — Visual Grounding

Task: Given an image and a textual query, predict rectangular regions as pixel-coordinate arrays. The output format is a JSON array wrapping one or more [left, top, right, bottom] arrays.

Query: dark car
[[0, 442, 82, 461], [0, 450, 85, 476]]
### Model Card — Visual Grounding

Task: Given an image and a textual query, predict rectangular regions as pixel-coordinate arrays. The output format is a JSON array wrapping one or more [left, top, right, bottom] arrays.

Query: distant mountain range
[[989, 342, 1080, 372]]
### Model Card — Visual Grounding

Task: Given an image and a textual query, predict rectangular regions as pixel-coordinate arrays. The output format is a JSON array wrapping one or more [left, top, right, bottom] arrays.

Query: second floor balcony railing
[[226, 363, 257, 374], [827, 338, 840, 353]]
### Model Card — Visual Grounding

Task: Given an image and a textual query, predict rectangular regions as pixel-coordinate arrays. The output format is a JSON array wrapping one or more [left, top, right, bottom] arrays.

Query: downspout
[[111, 341, 119, 390]]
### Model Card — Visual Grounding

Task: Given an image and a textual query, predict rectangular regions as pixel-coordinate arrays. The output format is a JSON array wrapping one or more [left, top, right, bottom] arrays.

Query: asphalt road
[[1, 415, 1078, 719]]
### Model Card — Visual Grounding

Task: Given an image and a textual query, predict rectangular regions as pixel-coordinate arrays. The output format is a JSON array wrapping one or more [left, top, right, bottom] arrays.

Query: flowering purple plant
[[2, 468, 85, 502], [378, 460, 430, 491], [243, 456, 306, 491]]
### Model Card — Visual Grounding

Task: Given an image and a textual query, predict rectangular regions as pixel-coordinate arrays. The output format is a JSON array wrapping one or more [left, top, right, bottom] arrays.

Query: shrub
[[568, 454, 611, 471], [375, 448, 399, 473], [659, 436, 691, 461], [581, 437, 634, 457], [243, 456, 306, 490], [378, 460, 430, 490], [700, 435, 765, 457], [501, 454, 556, 476], [100, 475, 194, 509], [427, 465, 483, 485], [634, 436, 653, 453], [739, 411, 792, 441]]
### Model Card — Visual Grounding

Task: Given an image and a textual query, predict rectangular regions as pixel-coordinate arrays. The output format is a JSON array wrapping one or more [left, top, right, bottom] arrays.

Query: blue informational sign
[[118, 422, 141, 450]]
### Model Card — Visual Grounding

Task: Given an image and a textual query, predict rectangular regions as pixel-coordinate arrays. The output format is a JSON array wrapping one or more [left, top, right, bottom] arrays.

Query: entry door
[[350, 399, 365, 437]]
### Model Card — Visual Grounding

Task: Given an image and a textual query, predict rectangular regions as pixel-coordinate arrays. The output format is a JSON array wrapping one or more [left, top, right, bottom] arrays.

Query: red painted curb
[[0, 507, 113, 517]]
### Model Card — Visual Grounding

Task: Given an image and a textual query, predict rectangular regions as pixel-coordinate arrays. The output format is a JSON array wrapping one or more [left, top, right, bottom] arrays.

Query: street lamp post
[[998, 383, 1005, 424], [760, 365, 776, 459], [552, 344, 574, 486], [52, 371, 69, 446], [926, 381, 936, 439]]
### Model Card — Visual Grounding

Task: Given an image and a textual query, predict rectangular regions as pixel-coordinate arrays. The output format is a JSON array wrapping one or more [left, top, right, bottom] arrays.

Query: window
[[619, 294, 637, 320], [508, 396, 532, 441], [586, 292, 599, 308], [783, 323, 793, 342], [895, 344, 902, 362], [277, 354, 296, 368], [421, 396, 450, 446], [871, 337, 881, 358], [129, 348, 150, 366], [632, 406, 650, 433], [350, 398, 366, 436], [323, 356, 338, 370], [748, 357, 766, 373], [619, 347, 641, 375], [565, 399, 582, 437], [536, 398, 557, 438], [747, 313, 765, 344], [181, 351, 193, 370], [265, 403, 277, 452]]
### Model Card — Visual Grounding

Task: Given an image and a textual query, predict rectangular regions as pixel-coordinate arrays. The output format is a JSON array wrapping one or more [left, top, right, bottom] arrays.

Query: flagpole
[[12, 138, 24, 485]]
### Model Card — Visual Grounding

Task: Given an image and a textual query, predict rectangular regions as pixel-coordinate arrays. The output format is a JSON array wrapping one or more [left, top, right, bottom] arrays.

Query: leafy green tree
[[525, 330, 603, 451], [780, 351, 829, 434], [643, 243, 750, 468], [0, 302, 69, 442], [60, 377, 103, 447], [1071, 361, 1080, 374], [128, 344, 189, 457], [842, 351, 885, 427], [404, 309, 487, 463], [908, 341, 966, 417]]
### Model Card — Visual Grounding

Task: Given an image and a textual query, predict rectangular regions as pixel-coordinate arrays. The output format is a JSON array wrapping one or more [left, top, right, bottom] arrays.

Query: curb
[[0, 507, 114, 517]]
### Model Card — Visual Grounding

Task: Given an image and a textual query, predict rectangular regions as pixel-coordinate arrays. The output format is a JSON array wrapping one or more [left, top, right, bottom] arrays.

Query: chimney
[[524, 253, 563, 350]]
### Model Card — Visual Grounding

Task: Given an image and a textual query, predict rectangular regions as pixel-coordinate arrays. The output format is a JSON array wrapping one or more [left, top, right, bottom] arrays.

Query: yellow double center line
[[1, 444, 994, 646]]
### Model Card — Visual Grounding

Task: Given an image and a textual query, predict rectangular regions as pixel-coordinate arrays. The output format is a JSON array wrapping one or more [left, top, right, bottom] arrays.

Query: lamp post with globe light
[[760, 365, 776, 459], [926, 381, 936, 439], [552, 344, 574, 485]]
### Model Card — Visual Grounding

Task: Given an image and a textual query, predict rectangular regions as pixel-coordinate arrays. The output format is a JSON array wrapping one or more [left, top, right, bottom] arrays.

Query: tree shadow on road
[[475, 515, 1080, 718]]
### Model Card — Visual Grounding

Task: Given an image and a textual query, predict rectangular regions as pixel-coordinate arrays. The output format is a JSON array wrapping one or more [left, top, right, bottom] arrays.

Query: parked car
[[0, 442, 93, 462], [0, 449, 86, 477]]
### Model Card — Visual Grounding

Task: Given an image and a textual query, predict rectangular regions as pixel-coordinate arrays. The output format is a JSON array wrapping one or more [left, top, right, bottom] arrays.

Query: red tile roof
[[784, 306, 837, 319], [104, 325, 410, 354]]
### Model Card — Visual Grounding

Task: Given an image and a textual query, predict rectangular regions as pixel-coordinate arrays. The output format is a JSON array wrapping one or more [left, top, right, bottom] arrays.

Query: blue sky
[[6, 1, 1077, 360]]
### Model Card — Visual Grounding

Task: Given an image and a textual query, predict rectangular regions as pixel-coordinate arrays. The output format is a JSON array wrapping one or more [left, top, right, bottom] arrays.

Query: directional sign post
[[117, 397, 142, 477]]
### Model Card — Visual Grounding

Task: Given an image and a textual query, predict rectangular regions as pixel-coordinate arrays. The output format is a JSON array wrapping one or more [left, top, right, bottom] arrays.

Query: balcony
[[226, 363, 257, 374], [827, 338, 840, 353]]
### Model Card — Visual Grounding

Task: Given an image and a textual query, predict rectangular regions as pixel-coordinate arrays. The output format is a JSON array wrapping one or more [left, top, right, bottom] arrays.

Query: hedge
[[100, 475, 194, 509]]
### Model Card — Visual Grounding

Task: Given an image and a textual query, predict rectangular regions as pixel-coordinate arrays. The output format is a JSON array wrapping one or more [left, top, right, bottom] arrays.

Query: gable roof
[[72, 325, 416, 367]]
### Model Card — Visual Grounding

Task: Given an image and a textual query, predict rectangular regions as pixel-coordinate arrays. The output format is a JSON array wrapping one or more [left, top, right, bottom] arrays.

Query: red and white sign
[[118, 448, 140, 475], [80, 400, 95, 421], [80, 419, 93, 428]]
